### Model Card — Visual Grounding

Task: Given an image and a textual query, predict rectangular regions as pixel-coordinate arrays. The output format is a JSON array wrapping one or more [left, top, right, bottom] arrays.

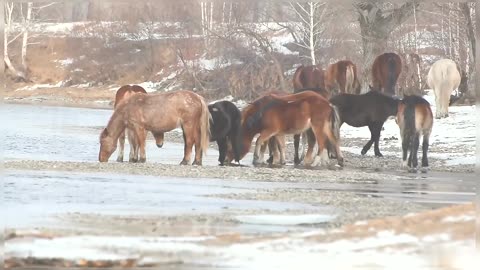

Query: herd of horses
[[99, 52, 461, 172]]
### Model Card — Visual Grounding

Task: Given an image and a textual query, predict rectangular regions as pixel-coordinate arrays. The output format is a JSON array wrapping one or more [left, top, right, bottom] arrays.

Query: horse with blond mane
[[427, 59, 460, 118], [113, 85, 148, 162], [99, 90, 210, 165]]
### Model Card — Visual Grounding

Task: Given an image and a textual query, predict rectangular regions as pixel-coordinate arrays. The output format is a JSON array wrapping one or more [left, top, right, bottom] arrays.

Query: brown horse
[[99, 90, 210, 165], [113, 85, 148, 162], [396, 95, 433, 173], [371, 52, 402, 96], [292, 65, 328, 97], [239, 91, 344, 167], [324, 60, 361, 94]]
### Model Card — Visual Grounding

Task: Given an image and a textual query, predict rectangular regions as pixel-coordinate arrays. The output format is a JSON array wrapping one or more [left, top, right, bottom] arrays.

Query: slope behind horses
[[371, 52, 402, 96], [113, 85, 148, 162], [427, 59, 461, 119], [99, 90, 210, 165], [208, 100, 242, 165], [329, 91, 400, 157], [325, 60, 361, 94], [240, 91, 344, 167], [396, 95, 433, 172]]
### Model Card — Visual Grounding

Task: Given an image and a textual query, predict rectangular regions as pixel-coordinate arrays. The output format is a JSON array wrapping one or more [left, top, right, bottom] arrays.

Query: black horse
[[328, 90, 400, 157], [208, 100, 242, 165]]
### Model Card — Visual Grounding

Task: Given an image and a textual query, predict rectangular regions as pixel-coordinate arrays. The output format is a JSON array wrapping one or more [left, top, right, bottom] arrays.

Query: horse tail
[[345, 64, 354, 94], [299, 131, 307, 162], [245, 98, 279, 130], [403, 101, 417, 144], [330, 104, 341, 142], [293, 65, 304, 90], [199, 97, 211, 155], [386, 55, 397, 95]]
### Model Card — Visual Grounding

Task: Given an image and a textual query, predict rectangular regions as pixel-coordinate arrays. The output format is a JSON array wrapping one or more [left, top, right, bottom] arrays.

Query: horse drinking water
[[113, 85, 148, 162], [208, 100, 242, 165], [427, 58, 461, 119], [99, 90, 210, 165], [396, 95, 433, 172]]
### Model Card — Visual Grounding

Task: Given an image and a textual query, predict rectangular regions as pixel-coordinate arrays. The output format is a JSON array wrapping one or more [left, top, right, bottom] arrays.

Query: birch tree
[[4, 2, 25, 80]]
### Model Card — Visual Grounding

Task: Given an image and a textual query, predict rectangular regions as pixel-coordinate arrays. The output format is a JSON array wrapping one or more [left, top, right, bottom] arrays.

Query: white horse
[[427, 59, 460, 118]]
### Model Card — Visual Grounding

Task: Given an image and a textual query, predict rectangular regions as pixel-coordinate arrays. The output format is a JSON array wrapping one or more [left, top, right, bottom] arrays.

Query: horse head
[[98, 128, 117, 162]]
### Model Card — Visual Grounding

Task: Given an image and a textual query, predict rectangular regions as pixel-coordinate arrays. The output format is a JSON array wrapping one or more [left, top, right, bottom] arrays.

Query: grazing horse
[[99, 90, 210, 165], [328, 90, 400, 157], [293, 65, 327, 97], [396, 95, 433, 172], [239, 91, 344, 167], [371, 52, 402, 96], [324, 60, 361, 94], [113, 85, 148, 162], [208, 100, 242, 165], [427, 59, 461, 118]]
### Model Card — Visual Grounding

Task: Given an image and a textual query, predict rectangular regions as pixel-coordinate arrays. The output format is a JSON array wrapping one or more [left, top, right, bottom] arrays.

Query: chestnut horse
[[113, 85, 148, 162], [293, 65, 328, 97], [427, 59, 460, 119], [371, 52, 402, 96], [99, 90, 210, 165], [325, 60, 361, 94], [396, 95, 433, 172], [240, 91, 344, 167]]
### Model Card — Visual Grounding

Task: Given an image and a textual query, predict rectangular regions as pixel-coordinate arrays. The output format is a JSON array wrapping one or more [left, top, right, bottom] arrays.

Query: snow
[[15, 81, 64, 91], [54, 58, 74, 66], [234, 214, 336, 226]]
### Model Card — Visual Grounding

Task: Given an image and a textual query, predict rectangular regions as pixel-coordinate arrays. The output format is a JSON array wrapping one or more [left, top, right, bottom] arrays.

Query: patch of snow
[[442, 215, 475, 223], [54, 58, 74, 66], [15, 81, 64, 91], [234, 214, 336, 226], [136, 81, 162, 93]]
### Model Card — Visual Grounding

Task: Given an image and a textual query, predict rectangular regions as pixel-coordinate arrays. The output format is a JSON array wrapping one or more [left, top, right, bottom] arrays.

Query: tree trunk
[[21, 2, 33, 72]]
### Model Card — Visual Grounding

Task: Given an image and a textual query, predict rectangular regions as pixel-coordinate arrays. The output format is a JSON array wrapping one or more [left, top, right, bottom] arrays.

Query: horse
[[208, 100, 242, 165], [99, 90, 210, 165], [293, 65, 327, 96], [113, 85, 148, 162], [371, 52, 402, 96], [239, 91, 344, 167], [396, 95, 433, 172], [324, 60, 361, 94], [427, 59, 461, 118], [327, 90, 400, 158]]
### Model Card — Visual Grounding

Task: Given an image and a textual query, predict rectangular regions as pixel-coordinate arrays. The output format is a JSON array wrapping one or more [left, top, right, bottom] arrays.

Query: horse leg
[[311, 125, 328, 167], [372, 123, 384, 157], [217, 138, 228, 166], [180, 126, 193, 165], [361, 124, 377, 156], [401, 135, 410, 168], [127, 128, 138, 163], [421, 134, 430, 171], [137, 127, 147, 163], [293, 134, 301, 165], [276, 135, 286, 165], [192, 131, 203, 166], [411, 133, 420, 169], [116, 129, 125, 162], [266, 138, 276, 164], [303, 130, 317, 166], [253, 132, 273, 165]]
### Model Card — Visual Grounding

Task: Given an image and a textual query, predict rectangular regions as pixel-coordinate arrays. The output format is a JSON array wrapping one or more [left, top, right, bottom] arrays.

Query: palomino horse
[[324, 60, 361, 94], [427, 59, 460, 118], [327, 90, 400, 158], [371, 52, 402, 96], [113, 85, 148, 162], [99, 90, 210, 165], [208, 100, 242, 165], [396, 95, 433, 172], [293, 65, 327, 96], [240, 91, 344, 167]]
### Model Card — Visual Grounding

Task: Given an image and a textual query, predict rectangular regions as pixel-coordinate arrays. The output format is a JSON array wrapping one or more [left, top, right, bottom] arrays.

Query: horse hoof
[[408, 167, 417, 173], [129, 158, 138, 163], [294, 157, 300, 165], [420, 167, 428, 173], [139, 158, 146, 163], [375, 153, 383, 157], [192, 161, 202, 166], [179, 160, 188, 165], [116, 158, 124, 163], [360, 150, 367, 156]]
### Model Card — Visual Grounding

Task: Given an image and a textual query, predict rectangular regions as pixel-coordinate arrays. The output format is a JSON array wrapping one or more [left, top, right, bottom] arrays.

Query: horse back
[[114, 85, 147, 109]]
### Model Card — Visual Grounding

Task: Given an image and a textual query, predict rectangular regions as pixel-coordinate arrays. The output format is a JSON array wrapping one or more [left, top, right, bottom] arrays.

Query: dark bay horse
[[293, 65, 327, 96], [99, 90, 210, 165], [328, 90, 400, 157], [239, 91, 344, 167], [208, 100, 242, 165], [371, 53, 402, 96], [113, 85, 148, 162], [325, 60, 361, 94], [396, 95, 433, 172]]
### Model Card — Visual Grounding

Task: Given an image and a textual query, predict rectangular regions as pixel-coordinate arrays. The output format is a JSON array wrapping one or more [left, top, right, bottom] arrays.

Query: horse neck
[[106, 110, 126, 141], [240, 127, 256, 159]]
